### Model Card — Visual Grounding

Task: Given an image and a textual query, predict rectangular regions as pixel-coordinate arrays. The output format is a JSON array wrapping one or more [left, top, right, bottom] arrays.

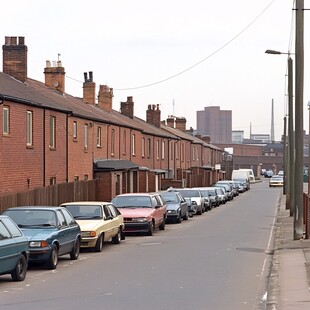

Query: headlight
[[131, 217, 147, 222], [82, 231, 97, 237], [191, 201, 197, 205], [29, 241, 49, 248], [167, 210, 176, 214]]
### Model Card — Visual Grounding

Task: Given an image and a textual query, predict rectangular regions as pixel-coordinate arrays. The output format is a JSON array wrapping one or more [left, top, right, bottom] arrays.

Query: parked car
[[60, 201, 125, 252], [234, 180, 246, 193], [195, 187, 219, 208], [214, 181, 234, 201], [192, 187, 212, 210], [3, 207, 81, 269], [111, 193, 167, 236], [213, 187, 227, 204], [159, 191, 189, 223], [169, 188, 205, 215], [265, 170, 274, 178], [269, 175, 284, 187], [0, 215, 29, 281]]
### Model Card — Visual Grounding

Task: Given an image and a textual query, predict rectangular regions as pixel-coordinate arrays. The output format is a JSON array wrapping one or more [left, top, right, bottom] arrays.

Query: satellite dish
[[53, 81, 59, 87]]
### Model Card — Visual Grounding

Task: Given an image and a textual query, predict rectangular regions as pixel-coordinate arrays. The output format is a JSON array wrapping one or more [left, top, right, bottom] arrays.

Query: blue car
[[3, 206, 81, 270], [0, 215, 29, 281]]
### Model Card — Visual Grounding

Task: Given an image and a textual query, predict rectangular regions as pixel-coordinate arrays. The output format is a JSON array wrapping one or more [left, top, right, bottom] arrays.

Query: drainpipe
[[66, 114, 69, 182], [43, 108, 46, 187]]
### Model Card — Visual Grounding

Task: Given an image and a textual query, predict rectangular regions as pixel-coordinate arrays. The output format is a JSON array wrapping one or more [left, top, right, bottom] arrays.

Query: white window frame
[[97, 126, 101, 147], [84, 124, 88, 150], [73, 121, 77, 139], [132, 134, 136, 156], [26, 111, 33, 146], [162, 140, 165, 160], [142, 137, 145, 157], [3, 106, 9, 134], [49, 116, 56, 149]]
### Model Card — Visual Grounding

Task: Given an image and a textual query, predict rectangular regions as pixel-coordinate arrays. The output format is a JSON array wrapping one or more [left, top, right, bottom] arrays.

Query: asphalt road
[[0, 180, 281, 310]]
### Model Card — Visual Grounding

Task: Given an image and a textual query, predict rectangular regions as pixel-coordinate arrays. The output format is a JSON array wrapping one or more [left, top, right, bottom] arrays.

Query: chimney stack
[[120, 96, 134, 118], [175, 117, 186, 131], [98, 85, 113, 112], [146, 104, 161, 128], [166, 116, 175, 128], [2, 36, 28, 82], [83, 71, 96, 104], [44, 60, 65, 93]]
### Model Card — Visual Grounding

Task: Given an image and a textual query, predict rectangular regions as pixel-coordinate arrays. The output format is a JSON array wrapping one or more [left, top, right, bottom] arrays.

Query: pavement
[[266, 192, 310, 309]]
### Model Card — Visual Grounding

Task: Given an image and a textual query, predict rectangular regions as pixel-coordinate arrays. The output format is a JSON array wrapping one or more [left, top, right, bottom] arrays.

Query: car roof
[[61, 201, 111, 206], [113, 193, 155, 197], [4, 206, 65, 211]]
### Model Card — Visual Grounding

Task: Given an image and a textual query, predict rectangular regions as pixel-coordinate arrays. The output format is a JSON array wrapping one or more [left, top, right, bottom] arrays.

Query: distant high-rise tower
[[271, 99, 275, 142], [196, 106, 232, 143]]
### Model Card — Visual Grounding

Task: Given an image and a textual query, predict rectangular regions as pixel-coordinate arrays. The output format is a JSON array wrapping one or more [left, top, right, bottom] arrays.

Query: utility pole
[[294, 0, 304, 240], [283, 116, 287, 195], [288, 56, 294, 216]]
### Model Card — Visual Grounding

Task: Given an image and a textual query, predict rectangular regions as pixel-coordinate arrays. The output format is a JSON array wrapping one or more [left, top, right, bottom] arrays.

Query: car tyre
[[147, 221, 154, 236], [46, 244, 58, 270], [70, 238, 80, 260], [95, 234, 104, 252], [159, 217, 166, 230], [112, 228, 121, 244], [176, 212, 182, 223], [11, 254, 27, 281], [182, 210, 189, 221]]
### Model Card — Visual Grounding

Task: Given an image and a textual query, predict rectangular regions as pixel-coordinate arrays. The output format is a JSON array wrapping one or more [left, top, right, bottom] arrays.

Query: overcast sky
[[1, 0, 307, 141]]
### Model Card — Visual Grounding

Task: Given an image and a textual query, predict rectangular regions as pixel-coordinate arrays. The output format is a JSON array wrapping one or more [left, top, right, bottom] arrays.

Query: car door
[[153, 195, 165, 227], [0, 219, 17, 274], [106, 204, 121, 237], [102, 205, 115, 240], [55, 209, 77, 255], [178, 194, 188, 216], [61, 208, 80, 250]]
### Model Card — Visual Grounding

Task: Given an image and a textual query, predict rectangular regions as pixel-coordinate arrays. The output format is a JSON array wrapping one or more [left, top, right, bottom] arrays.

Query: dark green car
[[0, 215, 29, 281], [3, 207, 81, 270]]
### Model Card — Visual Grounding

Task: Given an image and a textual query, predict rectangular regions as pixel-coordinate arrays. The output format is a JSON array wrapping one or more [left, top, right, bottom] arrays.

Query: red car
[[111, 193, 167, 236]]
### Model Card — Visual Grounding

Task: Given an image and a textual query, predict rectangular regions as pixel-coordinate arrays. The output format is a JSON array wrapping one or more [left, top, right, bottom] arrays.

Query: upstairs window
[[49, 116, 56, 149], [3, 106, 9, 134], [132, 134, 136, 155], [142, 137, 145, 157], [162, 141, 165, 159], [84, 124, 88, 150], [111, 129, 115, 155], [26, 111, 33, 146], [97, 126, 101, 147], [73, 121, 77, 140]]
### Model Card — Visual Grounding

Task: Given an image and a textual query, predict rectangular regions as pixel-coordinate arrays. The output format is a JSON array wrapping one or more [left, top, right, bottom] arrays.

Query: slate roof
[[93, 159, 139, 171], [0, 72, 180, 140]]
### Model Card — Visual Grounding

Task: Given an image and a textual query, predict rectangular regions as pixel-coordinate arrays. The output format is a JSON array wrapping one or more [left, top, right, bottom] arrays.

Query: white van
[[239, 169, 255, 183], [231, 170, 251, 190]]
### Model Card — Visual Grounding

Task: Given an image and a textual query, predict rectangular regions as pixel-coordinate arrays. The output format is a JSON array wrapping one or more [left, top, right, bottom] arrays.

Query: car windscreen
[[112, 196, 152, 208], [4, 209, 57, 227], [178, 190, 199, 198], [65, 205, 102, 219], [160, 192, 178, 203]]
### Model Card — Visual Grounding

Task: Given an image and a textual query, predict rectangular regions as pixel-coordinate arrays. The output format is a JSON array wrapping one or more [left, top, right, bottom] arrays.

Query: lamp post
[[265, 50, 294, 216], [308, 100, 310, 195]]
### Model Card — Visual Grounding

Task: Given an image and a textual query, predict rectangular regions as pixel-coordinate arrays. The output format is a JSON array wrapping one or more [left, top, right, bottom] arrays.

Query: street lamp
[[265, 49, 294, 217], [308, 100, 310, 195]]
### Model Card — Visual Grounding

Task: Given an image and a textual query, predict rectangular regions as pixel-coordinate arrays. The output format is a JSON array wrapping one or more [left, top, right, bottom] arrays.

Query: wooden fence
[[0, 179, 99, 213]]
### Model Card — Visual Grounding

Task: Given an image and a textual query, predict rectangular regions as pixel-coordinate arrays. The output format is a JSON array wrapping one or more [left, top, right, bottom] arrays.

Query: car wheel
[[159, 217, 166, 230], [46, 244, 58, 270], [176, 212, 182, 223], [112, 228, 121, 244], [11, 254, 27, 281], [183, 210, 189, 220], [197, 208, 202, 215], [147, 221, 154, 236], [95, 234, 104, 252], [70, 238, 80, 260]]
